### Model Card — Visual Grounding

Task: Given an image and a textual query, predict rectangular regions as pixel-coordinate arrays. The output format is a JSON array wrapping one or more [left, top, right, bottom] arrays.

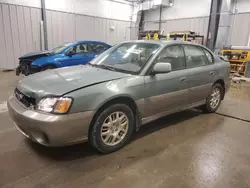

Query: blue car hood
[[17, 65, 130, 100], [19, 50, 53, 59]]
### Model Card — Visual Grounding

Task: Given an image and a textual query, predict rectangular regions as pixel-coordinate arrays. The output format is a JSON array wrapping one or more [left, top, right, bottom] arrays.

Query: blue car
[[16, 41, 111, 76]]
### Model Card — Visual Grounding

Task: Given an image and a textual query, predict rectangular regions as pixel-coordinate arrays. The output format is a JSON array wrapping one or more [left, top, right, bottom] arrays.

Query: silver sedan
[[8, 40, 230, 153]]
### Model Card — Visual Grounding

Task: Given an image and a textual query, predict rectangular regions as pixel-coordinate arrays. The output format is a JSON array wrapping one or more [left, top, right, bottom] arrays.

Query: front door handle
[[209, 71, 215, 75], [180, 77, 186, 82]]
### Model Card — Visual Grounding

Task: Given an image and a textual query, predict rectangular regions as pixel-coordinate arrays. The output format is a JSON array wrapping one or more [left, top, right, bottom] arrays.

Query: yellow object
[[153, 33, 159, 40], [146, 33, 151, 40], [221, 49, 250, 76], [181, 34, 185, 41], [181, 33, 188, 41], [54, 98, 72, 113], [166, 34, 170, 40], [170, 30, 193, 35]]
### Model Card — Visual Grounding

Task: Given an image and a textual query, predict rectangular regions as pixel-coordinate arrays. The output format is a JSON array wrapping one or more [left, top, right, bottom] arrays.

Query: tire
[[42, 65, 56, 71], [202, 83, 223, 113], [89, 104, 134, 154]]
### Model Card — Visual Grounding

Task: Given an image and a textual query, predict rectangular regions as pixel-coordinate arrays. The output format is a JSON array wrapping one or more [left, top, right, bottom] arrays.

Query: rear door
[[89, 42, 109, 58], [61, 43, 93, 66], [183, 45, 216, 104], [143, 45, 190, 117], [85, 42, 110, 62], [92, 42, 109, 53]]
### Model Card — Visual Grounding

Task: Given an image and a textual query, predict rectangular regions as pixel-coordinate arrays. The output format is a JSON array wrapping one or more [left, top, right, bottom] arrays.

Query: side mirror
[[66, 50, 76, 56], [152, 62, 172, 74]]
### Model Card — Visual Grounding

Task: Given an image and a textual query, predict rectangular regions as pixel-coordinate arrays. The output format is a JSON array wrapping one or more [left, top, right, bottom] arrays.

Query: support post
[[41, 0, 48, 50], [206, 0, 222, 51], [159, 5, 162, 31], [215, 0, 234, 53]]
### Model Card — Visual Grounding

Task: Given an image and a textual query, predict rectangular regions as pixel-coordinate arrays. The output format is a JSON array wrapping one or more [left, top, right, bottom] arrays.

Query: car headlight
[[37, 97, 72, 114]]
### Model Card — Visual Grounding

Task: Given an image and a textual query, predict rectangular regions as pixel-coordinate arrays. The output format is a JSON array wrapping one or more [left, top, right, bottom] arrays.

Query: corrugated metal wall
[[0, 3, 41, 69], [143, 13, 250, 47], [46, 10, 76, 49], [46, 10, 131, 49], [161, 17, 209, 38], [0, 3, 131, 69], [144, 16, 209, 41], [1, 2, 249, 69], [230, 13, 250, 46]]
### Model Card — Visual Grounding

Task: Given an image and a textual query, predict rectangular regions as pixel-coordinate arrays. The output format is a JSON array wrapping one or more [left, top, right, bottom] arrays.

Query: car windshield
[[90, 42, 160, 74], [52, 43, 73, 54]]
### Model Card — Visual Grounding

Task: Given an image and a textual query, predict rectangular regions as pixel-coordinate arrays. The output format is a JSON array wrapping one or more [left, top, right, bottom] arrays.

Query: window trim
[[89, 43, 108, 54], [146, 44, 187, 75], [182, 44, 213, 69], [201, 47, 214, 64], [66, 43, 90, 55], [91, 42, 161, 75]]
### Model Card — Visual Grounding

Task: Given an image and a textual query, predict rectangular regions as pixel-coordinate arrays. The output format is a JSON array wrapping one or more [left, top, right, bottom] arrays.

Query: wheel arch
[[213, 79, 225, 99], [88, 95, 141, 137]]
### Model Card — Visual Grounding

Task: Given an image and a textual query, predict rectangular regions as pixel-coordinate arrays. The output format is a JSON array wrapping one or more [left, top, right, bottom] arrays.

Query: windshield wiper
[[89, 64, 116, 71]]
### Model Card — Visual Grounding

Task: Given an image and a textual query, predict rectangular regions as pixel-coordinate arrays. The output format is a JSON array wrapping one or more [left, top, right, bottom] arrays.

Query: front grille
[[15, 88, 36, 107], [18, 59, 33, 75]]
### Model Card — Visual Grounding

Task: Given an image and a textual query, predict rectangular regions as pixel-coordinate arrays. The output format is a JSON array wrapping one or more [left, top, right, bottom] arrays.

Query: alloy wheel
[[210, 87, 221, 109], [100, 111, 129, 146]]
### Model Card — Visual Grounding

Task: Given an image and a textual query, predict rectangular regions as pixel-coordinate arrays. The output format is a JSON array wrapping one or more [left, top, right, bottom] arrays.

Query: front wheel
[[202, 83, 223, 113], [89, 104, 134, 153]]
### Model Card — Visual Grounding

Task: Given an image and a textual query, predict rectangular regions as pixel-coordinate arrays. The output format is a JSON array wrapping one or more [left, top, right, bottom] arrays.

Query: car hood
[[19, 50, 53, 60], [17, 65, 130, 100]]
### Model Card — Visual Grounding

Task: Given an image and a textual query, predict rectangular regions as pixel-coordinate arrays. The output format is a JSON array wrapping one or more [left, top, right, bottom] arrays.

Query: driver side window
[[156, 45, 186, 71]]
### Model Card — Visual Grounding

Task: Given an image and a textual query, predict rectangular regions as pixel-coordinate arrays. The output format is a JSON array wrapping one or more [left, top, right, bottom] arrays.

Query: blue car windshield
[[52, 43, 73, 54], [90, 42, 160, 74]]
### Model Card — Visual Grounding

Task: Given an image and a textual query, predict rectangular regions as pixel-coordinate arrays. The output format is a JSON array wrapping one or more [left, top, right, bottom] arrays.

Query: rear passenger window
[[183, 45, 208, 68], [203, 49, 214, 64], [91, 43, 108, 53], [156, 45, 186, 71]]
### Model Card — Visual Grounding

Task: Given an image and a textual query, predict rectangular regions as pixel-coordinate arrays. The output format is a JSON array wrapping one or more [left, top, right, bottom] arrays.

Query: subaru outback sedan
[[8, 40, 230, 153]]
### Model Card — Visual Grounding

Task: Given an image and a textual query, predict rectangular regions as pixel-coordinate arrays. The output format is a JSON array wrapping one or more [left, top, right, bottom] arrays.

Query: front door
[[182, 45, 216, 104], [143, 45, 190, 118], [61, 43, 93, 66]]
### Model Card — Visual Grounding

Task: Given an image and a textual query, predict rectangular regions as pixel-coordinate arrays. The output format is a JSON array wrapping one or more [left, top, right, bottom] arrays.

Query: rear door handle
[[180, 77, 187, 82], [209, 71, 215, 75]]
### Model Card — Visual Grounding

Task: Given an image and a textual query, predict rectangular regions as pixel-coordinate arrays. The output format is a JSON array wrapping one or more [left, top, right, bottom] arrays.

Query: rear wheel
[[89, 104, 134, 153], [202, 83, 223, 113]]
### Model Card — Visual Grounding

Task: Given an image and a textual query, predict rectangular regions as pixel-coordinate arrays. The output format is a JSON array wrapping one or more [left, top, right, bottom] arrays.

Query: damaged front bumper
[[16, 65, 41, 76]]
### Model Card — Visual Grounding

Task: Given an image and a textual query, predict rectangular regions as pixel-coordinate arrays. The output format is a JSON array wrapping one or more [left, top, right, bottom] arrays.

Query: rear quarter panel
[[213, 56, 231, 90]]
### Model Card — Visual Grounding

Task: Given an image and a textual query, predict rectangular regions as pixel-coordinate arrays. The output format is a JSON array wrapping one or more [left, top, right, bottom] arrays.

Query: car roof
[[124, 40, 191, 45], [123, 40, 206, 47], [73, 40, 109, 45], [122, 40, 212, 52]]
